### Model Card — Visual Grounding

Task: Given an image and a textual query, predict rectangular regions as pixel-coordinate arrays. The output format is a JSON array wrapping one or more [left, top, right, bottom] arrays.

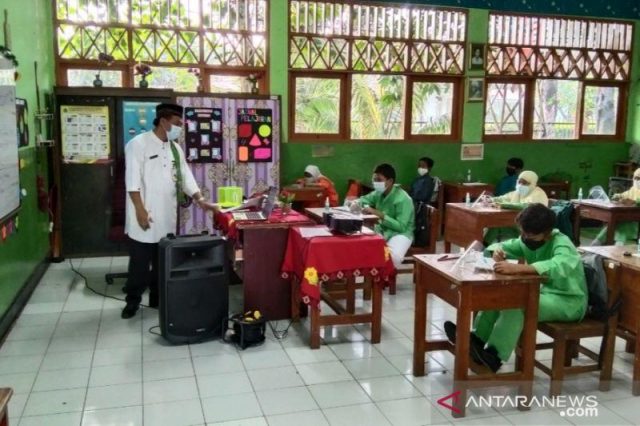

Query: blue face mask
[[166, 124, 182, 141], [516, 183, 531, 197], [372, 181, 386, 193]]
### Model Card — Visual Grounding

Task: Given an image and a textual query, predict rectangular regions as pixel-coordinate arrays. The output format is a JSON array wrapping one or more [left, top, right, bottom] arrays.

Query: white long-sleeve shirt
[[124, 131, 199, 243]]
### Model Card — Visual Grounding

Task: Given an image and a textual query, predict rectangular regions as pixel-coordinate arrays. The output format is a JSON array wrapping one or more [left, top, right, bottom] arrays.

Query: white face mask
[[372, 181, 386, 193], [305, 177, 315, 185], [166, 124, 182, 141], [516, 183, 531, 197], [417, 168, 429, 176], [634, 180, 640, 190]]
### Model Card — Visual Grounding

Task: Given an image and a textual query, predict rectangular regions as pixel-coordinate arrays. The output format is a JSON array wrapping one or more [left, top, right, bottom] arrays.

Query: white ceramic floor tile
[[15, 313, 60, 327], [322, 403, 391, 426], [198, 371, 253, 398], [33, 367, 90, 392], [266, 409, 329, 426], [247, 366, 305, 391], [284, 346, 338, 365], [192, 353, 244, 376], [142, 342, 190, 362], [5, 324, 56, 341], [144, 398, 205, 426], [0, 355, 43, 375], [296, 361, 353, 385], [373, 337, 414, 357], [328, 341, 383, 360], [92, 347, 142, 367], [503, 409, 572, 425], [8, 392, 28, 419], [256, 386, 318, 416], [82, 405, 142, 426], [0, 339, 50, 357], [210, 417, 267, 426], [89, 363, 143, 387], [454, 415, 511, 425], [19, 411, 83, 426], [342, 357, 399, 380], [0, 372, 36, 394], [143, 376, 199, 404], [95, 332, 141, 349], [142, 358, 194, 382], [201, 392, 263, 423], [84, 382, 142, 411], [308, 380, 371, 408], [358, 376, 421, 402], [189, 340, 238, 358], [22, 388, 86, 416], [602, 397, 640, 424], [21, 302, 65, 315], [47, 336, 96, 353], [240, 349, 292, 370], [376, 397, 448, 426]]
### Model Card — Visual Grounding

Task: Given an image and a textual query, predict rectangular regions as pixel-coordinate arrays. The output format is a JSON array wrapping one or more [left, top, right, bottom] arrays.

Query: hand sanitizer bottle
[[578, 187, 583, 201], [324, 197, 330, 212], [466, 169, 472, 183], [465, 192, 471, 207]]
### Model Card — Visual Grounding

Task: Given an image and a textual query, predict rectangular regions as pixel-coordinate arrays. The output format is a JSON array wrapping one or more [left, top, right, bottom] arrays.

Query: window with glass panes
[[289, 1, 466, 141], [54, 0, 268, 92], [484, 13, 632, 141]]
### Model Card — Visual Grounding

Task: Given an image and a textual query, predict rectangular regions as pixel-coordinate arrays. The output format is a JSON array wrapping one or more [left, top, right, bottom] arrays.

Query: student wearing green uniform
[[352, 163, 415, 268], [594, 168, 640, 245], [444, 203, 588, 372]]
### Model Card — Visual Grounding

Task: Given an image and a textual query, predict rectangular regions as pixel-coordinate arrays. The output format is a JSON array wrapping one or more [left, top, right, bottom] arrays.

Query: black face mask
[[506, 167, 516, 176], [521, 237, 546, 251]]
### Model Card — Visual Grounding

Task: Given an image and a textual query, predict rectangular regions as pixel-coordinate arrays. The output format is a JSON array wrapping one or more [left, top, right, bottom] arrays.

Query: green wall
[[0, 0, 54, 317], [270, 1, 638, 197]]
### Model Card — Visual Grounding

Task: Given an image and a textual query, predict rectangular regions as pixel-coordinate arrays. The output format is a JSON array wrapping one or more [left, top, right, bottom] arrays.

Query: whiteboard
[[0, 57, 20, 221]]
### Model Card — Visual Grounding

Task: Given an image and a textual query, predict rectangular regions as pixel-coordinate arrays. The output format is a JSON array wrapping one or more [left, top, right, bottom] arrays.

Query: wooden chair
[[345, 179, 373, 199], [538, 181, 571, 200], [390, 205, 440, 294], [521, 259, 621, 396]]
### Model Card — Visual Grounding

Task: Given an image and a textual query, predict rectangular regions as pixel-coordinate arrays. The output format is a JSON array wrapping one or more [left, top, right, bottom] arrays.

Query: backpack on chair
[[581, 252, 621, 321]]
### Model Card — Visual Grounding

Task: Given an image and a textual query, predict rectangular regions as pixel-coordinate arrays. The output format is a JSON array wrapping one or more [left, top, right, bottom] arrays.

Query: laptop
[[232, 187, 277, 221]]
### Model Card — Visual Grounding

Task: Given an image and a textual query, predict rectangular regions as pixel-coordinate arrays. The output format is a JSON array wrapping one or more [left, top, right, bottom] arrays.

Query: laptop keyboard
[[234, 211, 265, 221]]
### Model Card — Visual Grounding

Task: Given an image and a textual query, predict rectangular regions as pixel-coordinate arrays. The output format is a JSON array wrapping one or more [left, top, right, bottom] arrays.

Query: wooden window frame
[[482, 77, 534, 142], [578, 81, 627, 141]]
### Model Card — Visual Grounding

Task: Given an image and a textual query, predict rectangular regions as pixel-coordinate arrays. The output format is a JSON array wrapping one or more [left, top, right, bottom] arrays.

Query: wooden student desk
[[573, 200, 640, 245], [413, 254, 543, 417], [304, 207, 380, 228], [282, 185, 327, 210], [581, 245, 640, 396], [441, 182, 495, 233], [443, 203, 520, 251]]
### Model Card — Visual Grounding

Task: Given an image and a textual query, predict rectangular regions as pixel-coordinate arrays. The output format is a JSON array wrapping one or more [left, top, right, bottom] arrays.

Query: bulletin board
[[237, 108, 273, 163], [122, 100, 159, 146], [60, 105, 110, 162], [0, 58, 20, 222], [184, 107, 223, 163]]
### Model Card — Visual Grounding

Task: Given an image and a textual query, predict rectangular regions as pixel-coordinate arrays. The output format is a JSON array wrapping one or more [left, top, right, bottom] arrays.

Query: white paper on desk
[[219, 197, 262, 213], [360, 226, 376, 235], [462, 182, 488, 186], [474, 257, 518, 271], [299, 227, 333, 238]]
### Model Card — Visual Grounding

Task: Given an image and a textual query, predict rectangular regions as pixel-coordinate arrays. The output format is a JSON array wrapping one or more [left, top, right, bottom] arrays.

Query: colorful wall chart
[[60, 105, 110, 162], [184, 107, 223, 163], [237, 108, 273, 163], [122, 100, 159, 146]]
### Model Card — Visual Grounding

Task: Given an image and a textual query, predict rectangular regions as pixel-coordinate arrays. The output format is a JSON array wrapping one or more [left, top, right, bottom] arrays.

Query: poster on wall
[[16, 98, 28, 147], [236, 108, 273, 163], [460, 143, 484, 161], [184, 107, 223, 163], [0, 60, 20, 222], [60, 105, 110, 163], [122, 101, 159, 146]]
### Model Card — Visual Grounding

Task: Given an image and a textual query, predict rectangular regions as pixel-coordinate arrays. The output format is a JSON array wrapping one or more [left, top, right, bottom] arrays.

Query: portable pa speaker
[[158, 233, 229, 344]]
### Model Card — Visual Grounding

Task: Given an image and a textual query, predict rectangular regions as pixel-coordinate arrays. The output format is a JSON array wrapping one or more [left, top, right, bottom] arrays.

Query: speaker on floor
[[158, 233, 229, 344]]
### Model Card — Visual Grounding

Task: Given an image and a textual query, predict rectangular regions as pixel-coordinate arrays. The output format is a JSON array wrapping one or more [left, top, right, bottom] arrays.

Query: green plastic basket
[[217, 186, 243, 208]]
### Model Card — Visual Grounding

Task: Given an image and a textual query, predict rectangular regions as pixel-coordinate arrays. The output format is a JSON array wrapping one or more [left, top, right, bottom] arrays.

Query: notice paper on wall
[[0, 58, 20, 221], [60, 105, 110, 163]]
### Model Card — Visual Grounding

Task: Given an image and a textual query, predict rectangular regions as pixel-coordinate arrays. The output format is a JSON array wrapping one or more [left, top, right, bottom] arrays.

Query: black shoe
[[121, 303, 139, 319], [443, 321, 485, 351], [470, 345, 503, 373], [148, 294, 158, 309]]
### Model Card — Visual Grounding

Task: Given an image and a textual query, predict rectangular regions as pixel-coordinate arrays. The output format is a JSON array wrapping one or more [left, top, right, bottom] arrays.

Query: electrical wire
[[268, 319, 294, 340]]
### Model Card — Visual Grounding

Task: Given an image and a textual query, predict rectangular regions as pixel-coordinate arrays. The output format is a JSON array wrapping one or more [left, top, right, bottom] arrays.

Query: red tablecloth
[[214, 208, 310, 240], [281, 226, 396, 307]]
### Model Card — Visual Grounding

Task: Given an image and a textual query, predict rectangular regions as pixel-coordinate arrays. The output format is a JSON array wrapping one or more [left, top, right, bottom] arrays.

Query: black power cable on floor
[[268, 319, 294, 340]]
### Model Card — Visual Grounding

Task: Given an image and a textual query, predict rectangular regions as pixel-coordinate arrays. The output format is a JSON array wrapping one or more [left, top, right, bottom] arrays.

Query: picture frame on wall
[[468, 43, 485, 70], [467, 78, 484, 102]]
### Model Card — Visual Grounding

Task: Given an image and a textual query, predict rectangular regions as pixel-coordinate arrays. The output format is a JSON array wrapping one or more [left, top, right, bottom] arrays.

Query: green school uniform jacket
[[359, 184, 415, 242]]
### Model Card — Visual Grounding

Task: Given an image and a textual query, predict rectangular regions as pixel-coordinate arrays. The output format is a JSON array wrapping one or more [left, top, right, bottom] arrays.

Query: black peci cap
[[155, 103, 183, 118]]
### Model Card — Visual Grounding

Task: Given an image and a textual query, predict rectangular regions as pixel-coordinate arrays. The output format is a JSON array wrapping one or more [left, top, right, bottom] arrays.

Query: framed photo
[[467, 78, 484, 102], [461, 144, 484, 161], [468, 43, 485, 70]]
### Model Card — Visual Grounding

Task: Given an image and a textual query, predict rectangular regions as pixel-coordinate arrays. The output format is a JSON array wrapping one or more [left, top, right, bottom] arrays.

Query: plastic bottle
[[466, 169, 472, 183], [578, 187, 583, 201], [465, 192, 471, 207], [324, 197, 330, 212]]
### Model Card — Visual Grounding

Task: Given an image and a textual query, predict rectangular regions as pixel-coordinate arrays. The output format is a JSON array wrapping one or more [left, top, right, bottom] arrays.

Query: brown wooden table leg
[[346, 278, 356, 314], [291, 277, 301, 321], [371, 281, 382, 344], [310, 303, 321, 349], [413, 265, 427, 376], [605, 219, 616, 245], [452, 286, 471, 418], [625, 338, 635, 354], [518, 282, 539, 409], [573, 205, 582, 244], [633, 329, 640, 396], [444, 240, 452, 252]]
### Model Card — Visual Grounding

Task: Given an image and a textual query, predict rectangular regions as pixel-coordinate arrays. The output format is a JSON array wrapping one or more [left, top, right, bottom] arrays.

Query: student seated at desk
[[445, 204, 588, 372], [409, 156, 440, 205], [594, 168, 640, 245], [297, 165, 339, 207], [349, 163, 415, 268], [495, 157, 524, 196]]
